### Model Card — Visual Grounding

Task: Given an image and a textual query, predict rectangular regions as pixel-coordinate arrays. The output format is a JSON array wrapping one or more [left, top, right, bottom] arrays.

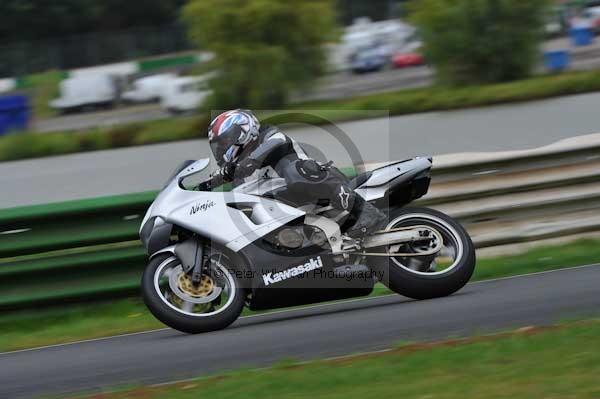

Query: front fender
[[149, 240, 202, 275], [149, 244, 176, 260]]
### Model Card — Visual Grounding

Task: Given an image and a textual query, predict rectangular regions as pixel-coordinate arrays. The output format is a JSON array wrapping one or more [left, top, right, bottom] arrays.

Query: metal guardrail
[[0, 191, 154, 258], [0, 192, 155, 309], [1, 144, 599, 310]]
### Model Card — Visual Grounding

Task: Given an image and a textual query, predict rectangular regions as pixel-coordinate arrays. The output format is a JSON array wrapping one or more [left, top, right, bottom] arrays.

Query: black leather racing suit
[[203, 125, 386, 237]]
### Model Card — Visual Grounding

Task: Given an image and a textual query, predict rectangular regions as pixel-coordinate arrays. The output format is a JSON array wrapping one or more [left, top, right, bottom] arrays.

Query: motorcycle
[[139, 157, 476, 333]]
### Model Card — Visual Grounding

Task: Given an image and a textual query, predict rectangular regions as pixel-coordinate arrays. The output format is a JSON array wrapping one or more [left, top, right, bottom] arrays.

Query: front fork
[[174, 238, 209, 285]]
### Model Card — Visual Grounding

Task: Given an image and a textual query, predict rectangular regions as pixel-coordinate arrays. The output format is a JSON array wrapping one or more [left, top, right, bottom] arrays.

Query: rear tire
[[370, 207, 476, 300], [142, 252, 246, 334]]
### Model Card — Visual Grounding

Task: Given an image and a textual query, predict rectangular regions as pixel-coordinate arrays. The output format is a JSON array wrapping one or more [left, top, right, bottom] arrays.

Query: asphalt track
[[1, 264, 599, 398]]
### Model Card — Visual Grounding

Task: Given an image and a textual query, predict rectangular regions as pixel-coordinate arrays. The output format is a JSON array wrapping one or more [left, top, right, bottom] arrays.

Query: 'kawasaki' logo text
[[262, 256, 323, 286]]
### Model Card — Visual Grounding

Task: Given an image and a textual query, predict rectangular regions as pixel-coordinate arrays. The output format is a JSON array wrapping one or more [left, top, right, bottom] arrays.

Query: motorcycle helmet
[[207, 109, 260, 165]]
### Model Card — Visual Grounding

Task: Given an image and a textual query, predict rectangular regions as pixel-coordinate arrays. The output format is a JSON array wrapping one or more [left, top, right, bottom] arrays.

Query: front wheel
[[369, 207, 476, 300], [141, 251, 246, 333]]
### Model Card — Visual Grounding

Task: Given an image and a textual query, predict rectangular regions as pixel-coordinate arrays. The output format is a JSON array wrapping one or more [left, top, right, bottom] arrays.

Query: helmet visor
[[209, 125, 243, 164]]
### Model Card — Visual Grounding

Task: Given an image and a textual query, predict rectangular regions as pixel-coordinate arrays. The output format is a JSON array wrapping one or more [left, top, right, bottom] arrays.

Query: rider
[[199, 109, 386, 238]]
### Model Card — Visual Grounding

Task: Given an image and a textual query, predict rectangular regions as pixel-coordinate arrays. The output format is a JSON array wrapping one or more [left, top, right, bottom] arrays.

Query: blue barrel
[[543, 50, 570, 72], [0, 95, 30, 135], [570, 27, 594, 46]]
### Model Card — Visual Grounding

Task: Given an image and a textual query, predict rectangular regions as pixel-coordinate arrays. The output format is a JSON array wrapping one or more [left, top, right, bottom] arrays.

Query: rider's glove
[[236, 158, 261, 178], [196, 180, 212, 191], [220, 162, 237, 181]]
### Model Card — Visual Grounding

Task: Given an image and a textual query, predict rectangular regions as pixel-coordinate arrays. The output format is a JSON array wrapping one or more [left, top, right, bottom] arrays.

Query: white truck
[[160, 76, 212, 114], [122, 74, 176, 103], [50, 75, 116, 112]]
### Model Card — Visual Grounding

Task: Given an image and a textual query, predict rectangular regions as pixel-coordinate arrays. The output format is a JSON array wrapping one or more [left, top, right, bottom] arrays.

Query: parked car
[[122, 74, 176, 103], [349, 44, 388, 74], [581, 6, 600, 32], [392, 52, 424, 68], [50, 75, 116, 112], [161, 76, 212, 114]]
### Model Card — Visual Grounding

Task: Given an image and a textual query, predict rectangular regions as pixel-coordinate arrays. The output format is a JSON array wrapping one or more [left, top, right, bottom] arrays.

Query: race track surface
[[1, 264, 599, 399]]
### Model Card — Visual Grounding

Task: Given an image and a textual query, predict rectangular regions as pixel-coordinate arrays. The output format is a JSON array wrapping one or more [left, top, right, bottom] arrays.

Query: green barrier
[[0, 245, 144, 277], [0, 191, 157, 309], [0, 191, 156, 226], [0, 192, 158, 258], [0, 244, 147, 309], [14, 70, 69, 91], [139, 54, 199, 72], [0, 218, 139, 258], [0, 279, 141, 309]]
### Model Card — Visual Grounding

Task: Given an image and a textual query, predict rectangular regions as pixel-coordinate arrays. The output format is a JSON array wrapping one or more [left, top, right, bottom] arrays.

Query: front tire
[[142, 251, 246, 334], [370, 207, 476, 300]]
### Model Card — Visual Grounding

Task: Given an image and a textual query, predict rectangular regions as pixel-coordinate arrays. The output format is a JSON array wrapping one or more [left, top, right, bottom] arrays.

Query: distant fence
[[0, 24, 193, 77]]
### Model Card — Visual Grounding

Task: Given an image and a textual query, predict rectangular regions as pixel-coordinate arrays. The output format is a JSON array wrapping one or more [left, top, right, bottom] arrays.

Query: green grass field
[[1, 238, 599, 353], [74, 318, 600, 399]]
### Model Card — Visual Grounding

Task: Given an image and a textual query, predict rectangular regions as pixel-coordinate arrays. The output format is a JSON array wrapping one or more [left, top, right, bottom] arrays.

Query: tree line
[[0, 0, 186, 43], [0, 0, 402, 44]]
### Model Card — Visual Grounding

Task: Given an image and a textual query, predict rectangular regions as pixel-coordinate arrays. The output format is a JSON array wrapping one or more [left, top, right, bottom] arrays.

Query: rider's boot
[[345, 199, 387, 238]]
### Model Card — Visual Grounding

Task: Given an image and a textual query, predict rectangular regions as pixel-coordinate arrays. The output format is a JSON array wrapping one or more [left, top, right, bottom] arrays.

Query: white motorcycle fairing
[[141, 157, 434, 257], [352, 157, 432, 203], [140, 159, 305, 254]]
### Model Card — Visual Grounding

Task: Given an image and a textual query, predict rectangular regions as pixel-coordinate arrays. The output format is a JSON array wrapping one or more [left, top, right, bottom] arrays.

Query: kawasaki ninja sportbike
[[139, 157, 476, 333]]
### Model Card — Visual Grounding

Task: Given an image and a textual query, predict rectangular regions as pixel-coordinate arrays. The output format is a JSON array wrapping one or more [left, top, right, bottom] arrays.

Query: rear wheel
[[142, 251, 245, 333], [369, 207, 476, 299]]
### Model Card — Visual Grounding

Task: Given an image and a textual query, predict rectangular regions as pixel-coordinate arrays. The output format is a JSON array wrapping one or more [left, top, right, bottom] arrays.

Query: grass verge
[[72, 318, 600, 399], [0, 238, 599, 353], [3, 70, 600, 162], [15, 70, 66, 119]]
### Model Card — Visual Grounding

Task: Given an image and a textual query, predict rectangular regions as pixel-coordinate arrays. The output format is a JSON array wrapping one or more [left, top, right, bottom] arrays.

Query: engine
[[264, 225, 329, 251]]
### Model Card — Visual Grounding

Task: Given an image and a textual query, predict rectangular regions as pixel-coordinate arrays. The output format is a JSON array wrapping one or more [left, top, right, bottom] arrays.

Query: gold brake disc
[[178, 274, 215, 298]]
